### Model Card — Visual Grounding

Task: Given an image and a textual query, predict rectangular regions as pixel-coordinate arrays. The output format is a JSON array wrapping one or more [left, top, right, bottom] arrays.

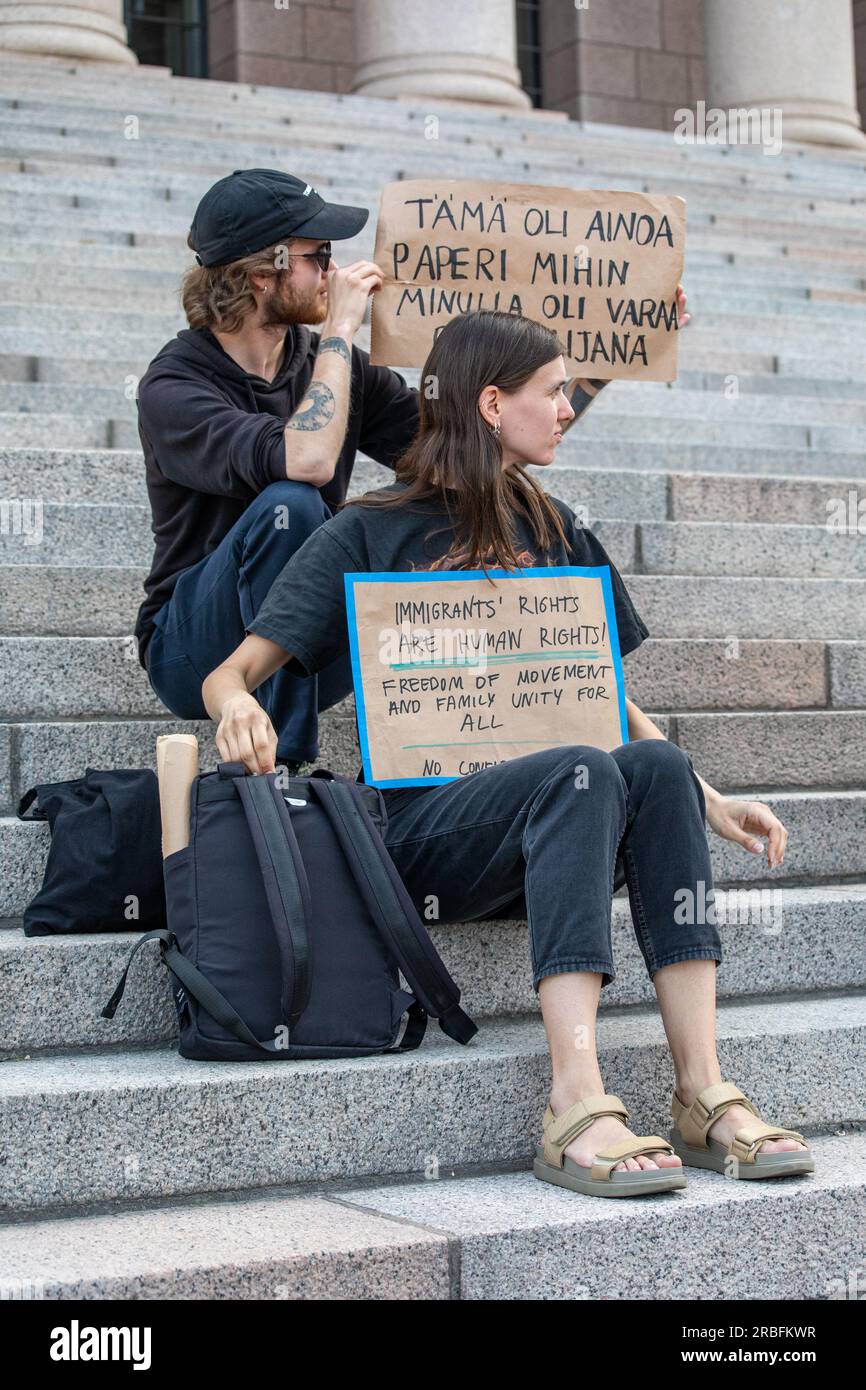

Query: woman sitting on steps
[[201, 309, 815, 1199]]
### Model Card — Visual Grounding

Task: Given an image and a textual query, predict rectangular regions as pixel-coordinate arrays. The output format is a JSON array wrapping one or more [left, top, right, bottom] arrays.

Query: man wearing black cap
[[133, 168, 422, 769]]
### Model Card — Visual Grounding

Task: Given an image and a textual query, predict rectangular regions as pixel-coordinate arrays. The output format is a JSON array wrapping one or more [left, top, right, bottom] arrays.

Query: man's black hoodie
[[133, 324, 420, 667]]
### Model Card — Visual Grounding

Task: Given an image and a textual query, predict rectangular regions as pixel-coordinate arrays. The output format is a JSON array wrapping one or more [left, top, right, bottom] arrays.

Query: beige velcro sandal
[[533, 1093, 687, 1198], [670, 1081, 815, 1179]]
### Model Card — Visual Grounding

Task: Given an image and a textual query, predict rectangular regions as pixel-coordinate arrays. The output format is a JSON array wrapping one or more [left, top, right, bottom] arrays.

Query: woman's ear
[[477, 385, 500, 428]]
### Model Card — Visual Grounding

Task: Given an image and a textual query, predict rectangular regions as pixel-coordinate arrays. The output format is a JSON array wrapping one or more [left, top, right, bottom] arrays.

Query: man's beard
[[260, 271, 327, 328]]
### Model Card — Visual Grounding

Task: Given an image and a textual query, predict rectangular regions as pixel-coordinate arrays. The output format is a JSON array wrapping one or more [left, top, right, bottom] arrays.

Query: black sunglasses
[[285, 242, 332, 272]]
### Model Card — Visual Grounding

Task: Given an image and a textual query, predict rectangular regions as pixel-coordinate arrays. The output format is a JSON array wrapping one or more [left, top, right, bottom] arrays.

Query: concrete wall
[[208, 0, 354, 91], [540, 0, 704, 129]]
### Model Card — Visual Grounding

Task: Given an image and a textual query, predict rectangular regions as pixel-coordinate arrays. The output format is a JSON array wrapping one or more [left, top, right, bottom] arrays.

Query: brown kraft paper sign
[[345, 567, 629, 788], [370, 180, 686, 382]]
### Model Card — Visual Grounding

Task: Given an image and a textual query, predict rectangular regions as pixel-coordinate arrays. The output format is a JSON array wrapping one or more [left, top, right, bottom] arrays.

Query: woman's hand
[[215, 693, 278, 774], [705, 795, 788, 869], [676, 283, 691, 327]]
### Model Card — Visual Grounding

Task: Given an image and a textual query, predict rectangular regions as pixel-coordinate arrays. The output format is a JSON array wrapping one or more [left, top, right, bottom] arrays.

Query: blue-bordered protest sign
[[344, 565, 629, 789]]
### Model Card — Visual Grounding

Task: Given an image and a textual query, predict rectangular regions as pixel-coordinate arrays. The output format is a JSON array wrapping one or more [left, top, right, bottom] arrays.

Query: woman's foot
[[549, 1092, 684, 1173], [676, 1084, 808, 1156]]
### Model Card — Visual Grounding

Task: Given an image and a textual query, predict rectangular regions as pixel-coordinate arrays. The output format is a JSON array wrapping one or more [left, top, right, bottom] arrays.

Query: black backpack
[[104, 763, 478, 1060]]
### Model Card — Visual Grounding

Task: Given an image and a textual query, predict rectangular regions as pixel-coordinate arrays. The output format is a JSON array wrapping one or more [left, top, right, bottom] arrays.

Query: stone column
[[703, 0, 865, 149], [0, 0, 137, 65], [352, 0, 531, 108]]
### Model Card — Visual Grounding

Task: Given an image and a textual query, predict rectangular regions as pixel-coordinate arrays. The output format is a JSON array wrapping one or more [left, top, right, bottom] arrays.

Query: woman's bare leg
[[539, 971, 682, 1172], [653, 960, 807, 1153]]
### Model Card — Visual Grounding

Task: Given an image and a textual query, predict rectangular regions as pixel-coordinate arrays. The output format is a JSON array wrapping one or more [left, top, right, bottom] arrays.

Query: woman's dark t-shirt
[[247, 482, 650, 793]]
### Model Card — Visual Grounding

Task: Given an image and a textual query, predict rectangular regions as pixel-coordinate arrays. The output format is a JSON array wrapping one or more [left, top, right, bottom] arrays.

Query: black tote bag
[[17, 768, 166, 936]]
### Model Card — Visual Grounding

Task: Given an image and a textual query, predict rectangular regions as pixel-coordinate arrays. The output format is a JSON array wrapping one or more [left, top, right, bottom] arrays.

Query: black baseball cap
[[189, 168, 369, 268]]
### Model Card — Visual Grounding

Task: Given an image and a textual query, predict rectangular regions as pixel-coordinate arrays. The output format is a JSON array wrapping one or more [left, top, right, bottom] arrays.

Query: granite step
[[1, 206, 865, 284], [11, 408, 862, 460], [662, 470, 866, 524], [1, 1128, 861, 1300], [3, 784, 865, 917], [1, 378, 861, 442], [589, 388, 866, 426], [0, 411, 120, 449], [670, 370, 866, 400], [4, 279, 866, 324], [0, 241, 196, 272], [3, 883, 865, 1052], [638, 521, 866, 579], [0, 708, 353, 812], [2, 244, 865, 313], [2, 253, 864, 298], [0, 991, 861, 1213], [4, 706, 866, 813], [0, 101, 836, 174], [0, 1181, 451, 1301], [0, 68, 854, 161], [3, 564, 866, 638], [2, 452, 864, 523], [10, 174, 865, 247], [2, 114, 864, 211], [0, 305, 185, 335], [3, 287, 864, 348], [1, 186, 863, 264], [551, 441, 866, 476], [15, 147, 861, 218], [2, 504, 864, 583], [6, 358, 866, 411], [10, 345, 864, 396], [0, 634, 857, 722], [2, 60, 862, 182], [2, 118, 864, 204], [6, 376, 866, 429]]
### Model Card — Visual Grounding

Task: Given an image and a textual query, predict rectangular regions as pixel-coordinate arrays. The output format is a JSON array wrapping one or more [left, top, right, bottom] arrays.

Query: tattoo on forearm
[[318, 336, 351, 366], [287, 381, 336, 431]]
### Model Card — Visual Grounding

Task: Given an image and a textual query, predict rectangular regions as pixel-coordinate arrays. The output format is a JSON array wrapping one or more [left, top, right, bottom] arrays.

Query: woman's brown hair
[[342, 310, 571, 575]]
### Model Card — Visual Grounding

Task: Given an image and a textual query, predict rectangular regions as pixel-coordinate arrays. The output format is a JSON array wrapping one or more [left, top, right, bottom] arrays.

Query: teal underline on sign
[[391, 648, 609, 670], [402, 740, 569, 749]]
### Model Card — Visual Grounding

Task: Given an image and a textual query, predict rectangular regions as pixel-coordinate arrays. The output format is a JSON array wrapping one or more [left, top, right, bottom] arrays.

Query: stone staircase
[[0, 52, 864, 1301]]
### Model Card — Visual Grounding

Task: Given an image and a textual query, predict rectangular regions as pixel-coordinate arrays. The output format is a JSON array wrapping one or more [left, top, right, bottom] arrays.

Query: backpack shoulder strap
[[307, 778, 477, 1046], [233, 771, 312, 1030], [101, 928, 295, 1054]]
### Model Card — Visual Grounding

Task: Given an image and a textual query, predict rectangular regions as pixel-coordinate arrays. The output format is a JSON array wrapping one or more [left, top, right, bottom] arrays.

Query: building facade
[[1, 0, 864, 149]]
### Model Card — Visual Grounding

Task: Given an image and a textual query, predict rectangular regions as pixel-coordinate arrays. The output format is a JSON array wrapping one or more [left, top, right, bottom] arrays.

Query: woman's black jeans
[[381, 740, 722, 992]]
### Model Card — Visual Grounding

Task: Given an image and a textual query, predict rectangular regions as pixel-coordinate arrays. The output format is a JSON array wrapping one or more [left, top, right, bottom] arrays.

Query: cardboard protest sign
[[370, 180, 685, 381], [345, 566, 629, 788]]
